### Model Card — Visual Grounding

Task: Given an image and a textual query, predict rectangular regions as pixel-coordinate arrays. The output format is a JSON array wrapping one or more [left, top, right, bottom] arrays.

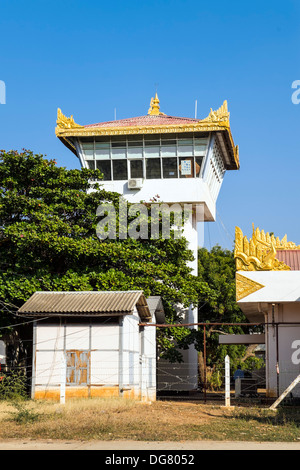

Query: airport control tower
[[55, 94, 239, 392]]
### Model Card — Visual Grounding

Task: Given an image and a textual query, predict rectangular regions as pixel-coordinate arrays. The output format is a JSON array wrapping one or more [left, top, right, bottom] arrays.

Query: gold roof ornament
[[236, 272, 265, 301], [234, 224, 294, 272], [147, 92, 165, 116], [55, 108, 83, 134], [203, 100, 230, 125]]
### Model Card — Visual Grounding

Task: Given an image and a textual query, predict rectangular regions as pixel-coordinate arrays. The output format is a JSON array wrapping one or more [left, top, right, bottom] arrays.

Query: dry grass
[[1, 398, 300, 442]]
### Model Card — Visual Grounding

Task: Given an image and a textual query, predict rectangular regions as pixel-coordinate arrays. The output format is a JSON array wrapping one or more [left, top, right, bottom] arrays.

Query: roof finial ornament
[[148, 92, 165, 116]]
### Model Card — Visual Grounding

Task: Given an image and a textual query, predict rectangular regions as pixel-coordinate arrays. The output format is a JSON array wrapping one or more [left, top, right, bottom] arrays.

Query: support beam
[[270, 374, 300, 410], [219, 334, 265, 345]]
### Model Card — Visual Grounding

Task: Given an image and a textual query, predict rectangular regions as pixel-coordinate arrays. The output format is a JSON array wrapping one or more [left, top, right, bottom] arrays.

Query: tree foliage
[[0, 150, 211, 359]]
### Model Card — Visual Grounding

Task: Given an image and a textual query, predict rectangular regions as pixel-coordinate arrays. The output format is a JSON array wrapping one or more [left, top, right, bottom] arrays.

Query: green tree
[[0, 149, 212, 362]]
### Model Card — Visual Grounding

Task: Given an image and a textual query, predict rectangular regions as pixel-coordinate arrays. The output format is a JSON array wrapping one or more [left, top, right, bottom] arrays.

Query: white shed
[[17, 291, 164, 402]]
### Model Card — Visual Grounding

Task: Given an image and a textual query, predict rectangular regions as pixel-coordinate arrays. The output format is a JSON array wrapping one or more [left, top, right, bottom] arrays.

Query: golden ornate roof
[[234, 224, 300, 272], [147, 92, 165, 116], [55, 96, 239, 169]]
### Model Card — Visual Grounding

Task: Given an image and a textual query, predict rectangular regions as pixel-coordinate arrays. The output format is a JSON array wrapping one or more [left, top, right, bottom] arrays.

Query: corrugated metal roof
[[18, 290, 152, 321], [276, 250, 300, 271]]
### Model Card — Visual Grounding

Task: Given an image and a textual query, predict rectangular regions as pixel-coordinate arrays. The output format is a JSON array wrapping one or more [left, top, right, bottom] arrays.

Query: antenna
[[195, 100, 197, 119], [114, 108, 117, 121]]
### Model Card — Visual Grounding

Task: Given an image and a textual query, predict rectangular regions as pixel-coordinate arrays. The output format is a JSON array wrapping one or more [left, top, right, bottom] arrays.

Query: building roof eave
[[55, 99, 240, 170]]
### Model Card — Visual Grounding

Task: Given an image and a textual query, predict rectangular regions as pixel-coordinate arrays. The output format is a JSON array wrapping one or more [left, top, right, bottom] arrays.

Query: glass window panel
[[144, 140, 160, 146], [146, 158, 161, 179], [194, 144, 207, 156], [144, 146, 160, 157], [179, 157, 194, 178], [127, 141, 143, 147], [113, 159, 128, 180], [128, 147, 143, 158], [81, 143, 94, 150], [162, 158, 177, 178], [161, 139, 176, 145], [161, 146, 176, 157], [86, 160, 95, 170], [178, 145, 193, 156], [195, 157, 203, 177], [178, 139, 193, 145], [130, 160, 143, 178], [96, 160, 111, 180], [83, 149, 94, 158], [95, 149, 110, 159], [95, 142, 110, 149], [177, 132, 194, 139], [111, 148, 126, 159], [111, 141, 126, 147], [144, 134, 160, 141]]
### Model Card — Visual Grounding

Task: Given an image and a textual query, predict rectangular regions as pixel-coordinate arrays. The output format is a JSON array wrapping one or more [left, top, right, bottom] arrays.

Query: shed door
[[66, 350, 90, 385]]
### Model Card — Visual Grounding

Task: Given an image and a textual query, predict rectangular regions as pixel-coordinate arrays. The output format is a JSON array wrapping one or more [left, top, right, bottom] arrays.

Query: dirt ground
[[0, 439, 300, 450]]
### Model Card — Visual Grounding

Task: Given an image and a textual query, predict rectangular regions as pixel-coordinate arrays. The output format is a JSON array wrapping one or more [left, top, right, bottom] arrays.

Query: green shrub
[[0, 370, 27, 400]]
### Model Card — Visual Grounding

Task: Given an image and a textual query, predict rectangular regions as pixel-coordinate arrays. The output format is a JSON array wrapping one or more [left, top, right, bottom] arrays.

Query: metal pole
[[203, 325, 207, 403], [225, 355, 230, 407], [31, 321, 37, 400], [276, 322, 280, 397], [60, 354, 66, 405]]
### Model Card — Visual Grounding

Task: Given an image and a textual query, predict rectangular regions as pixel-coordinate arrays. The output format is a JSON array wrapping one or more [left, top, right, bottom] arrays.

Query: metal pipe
[[276, 322, 280, 397], [139, 321, 300, 327], [139, 322, 266, 327], [203, 324, 207, 403]]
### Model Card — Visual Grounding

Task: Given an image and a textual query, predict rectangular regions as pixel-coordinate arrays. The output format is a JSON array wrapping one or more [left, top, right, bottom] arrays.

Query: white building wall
[[34, 324, 65, 389], [32, 316, 157, 401], [90, 323, 119, 385], [265, 303, 300, 397]]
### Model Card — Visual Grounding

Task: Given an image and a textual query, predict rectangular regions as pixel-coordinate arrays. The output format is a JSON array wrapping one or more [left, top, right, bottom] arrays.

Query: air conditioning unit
[[128, 178, 143, 189]]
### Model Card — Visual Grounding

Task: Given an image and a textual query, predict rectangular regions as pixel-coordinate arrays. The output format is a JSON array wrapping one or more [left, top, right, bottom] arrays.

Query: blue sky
[[1, 0, 300, 250]]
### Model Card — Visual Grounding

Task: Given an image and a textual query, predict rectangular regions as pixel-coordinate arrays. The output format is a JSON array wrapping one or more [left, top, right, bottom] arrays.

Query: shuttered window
[[66, 350, 90, 385]]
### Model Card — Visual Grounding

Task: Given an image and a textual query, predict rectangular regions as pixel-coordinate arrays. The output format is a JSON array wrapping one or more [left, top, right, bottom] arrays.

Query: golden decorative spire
[[148, 93, 165, 116], [233, 224, 295, 272], [202, 100, 230, 124], [55, 108, 83, 134]]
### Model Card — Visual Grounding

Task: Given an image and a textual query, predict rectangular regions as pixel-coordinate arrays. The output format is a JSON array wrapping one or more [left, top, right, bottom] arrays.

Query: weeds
[[0, 370, 27, 400], [0, 399, 300, 441], [9, 401, 40, 425]]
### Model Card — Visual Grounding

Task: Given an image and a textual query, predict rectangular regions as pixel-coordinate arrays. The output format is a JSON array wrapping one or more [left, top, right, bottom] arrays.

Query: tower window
[[130, 160, 143, 179], [96, 160, 111, 180], [81, 134, 209, 181], [146, 158, 161, 179], [113, 160, 128, 180], [162, 158, 178, 178], [179, 157, 194, 178]]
